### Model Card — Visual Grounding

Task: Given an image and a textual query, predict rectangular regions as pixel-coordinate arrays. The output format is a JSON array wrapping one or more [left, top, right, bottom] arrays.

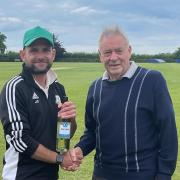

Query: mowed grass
[[0, 62, 179, 180]]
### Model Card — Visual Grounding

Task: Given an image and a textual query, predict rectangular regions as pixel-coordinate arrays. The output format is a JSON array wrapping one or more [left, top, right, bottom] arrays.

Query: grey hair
[[99, 26, 129, 46]]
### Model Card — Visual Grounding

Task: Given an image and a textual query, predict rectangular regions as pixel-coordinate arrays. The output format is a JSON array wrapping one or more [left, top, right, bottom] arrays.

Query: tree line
[[0, 32, 180, 62], [1, 50, 180, 63]]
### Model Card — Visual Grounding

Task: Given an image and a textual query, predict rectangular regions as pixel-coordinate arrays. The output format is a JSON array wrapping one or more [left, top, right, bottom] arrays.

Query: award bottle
[[56, 96, 71, 154]]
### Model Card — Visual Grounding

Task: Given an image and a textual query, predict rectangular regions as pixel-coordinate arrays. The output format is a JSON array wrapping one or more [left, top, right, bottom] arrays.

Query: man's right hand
[[61, 147, 83, 171], [70, 147, 83, 164]]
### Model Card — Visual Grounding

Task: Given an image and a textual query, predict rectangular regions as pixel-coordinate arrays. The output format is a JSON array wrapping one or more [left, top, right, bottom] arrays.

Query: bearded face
[[20, 38, 55, 75]]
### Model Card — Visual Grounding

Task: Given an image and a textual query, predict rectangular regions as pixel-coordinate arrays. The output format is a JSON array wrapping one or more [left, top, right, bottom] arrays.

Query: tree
[[53, 34, 66, 61], [173, 47, 180, 59], [0, 32, 7, 54]]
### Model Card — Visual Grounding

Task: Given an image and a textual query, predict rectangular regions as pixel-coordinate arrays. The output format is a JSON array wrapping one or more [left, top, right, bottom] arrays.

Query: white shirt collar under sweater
[[102, 61, 138, 81], [34, 69, 57, 98]]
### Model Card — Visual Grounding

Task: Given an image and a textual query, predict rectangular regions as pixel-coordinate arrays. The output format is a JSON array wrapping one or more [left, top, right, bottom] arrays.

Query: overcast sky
[[0, 0, 180, 54]]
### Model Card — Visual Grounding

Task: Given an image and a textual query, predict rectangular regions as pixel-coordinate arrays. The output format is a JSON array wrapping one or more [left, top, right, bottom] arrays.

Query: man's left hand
[[58, 101, 76, 120]]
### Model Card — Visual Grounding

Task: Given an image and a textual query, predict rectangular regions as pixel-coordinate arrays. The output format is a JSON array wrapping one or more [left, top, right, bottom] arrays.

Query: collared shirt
[[102, 61, 138, 81], [34, 69, 57, 98]]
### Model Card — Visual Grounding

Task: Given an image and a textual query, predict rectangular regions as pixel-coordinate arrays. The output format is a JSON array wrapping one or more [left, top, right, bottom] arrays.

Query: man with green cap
[[0, 26, 82, 180]]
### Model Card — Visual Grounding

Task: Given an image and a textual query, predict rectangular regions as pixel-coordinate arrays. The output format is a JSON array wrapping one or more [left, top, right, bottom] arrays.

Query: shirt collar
[[102, 61, 138, 81], [34, 69, 57, 90], [46, 69, 57, 87]]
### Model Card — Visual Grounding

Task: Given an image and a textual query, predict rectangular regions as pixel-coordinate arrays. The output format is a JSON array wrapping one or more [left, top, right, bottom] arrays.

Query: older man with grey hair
[[70, 26, 178, 180]]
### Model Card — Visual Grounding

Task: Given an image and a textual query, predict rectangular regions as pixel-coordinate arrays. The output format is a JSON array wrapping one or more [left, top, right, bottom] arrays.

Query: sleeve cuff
[[74, 144, 86, 156], [24, 140, 39, 156]]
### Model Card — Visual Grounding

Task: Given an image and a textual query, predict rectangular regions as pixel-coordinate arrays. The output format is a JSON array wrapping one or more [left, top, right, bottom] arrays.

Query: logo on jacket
[[32, 92, 39, 103], [55, 95, 61, 104]]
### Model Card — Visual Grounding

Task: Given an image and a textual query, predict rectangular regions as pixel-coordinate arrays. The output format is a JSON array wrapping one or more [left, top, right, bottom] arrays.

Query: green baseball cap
[[23, 26, 54, 47]]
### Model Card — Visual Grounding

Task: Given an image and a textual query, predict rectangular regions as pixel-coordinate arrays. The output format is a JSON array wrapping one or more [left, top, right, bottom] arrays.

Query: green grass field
[[0, 62, 179, 180]]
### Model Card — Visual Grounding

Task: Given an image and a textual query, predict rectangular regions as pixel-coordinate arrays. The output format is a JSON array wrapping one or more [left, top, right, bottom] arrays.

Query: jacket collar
[[20, 63, 57, 89]]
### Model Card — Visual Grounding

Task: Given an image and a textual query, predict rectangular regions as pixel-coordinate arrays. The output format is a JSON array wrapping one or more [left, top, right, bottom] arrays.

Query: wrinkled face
[[20, 38, 56, 75], [99, 34, 132, 80]]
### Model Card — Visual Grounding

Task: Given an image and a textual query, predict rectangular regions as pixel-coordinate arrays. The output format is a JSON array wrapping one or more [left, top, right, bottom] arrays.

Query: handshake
[[60, 147, 84, 171]]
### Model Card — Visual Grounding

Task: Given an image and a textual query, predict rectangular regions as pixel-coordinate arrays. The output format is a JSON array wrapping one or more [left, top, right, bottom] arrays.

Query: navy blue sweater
[[76, 67, 178, 179]]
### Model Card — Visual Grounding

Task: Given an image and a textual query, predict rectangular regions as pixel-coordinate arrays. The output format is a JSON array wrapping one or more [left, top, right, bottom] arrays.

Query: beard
[[24, 60, 52, 75]]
